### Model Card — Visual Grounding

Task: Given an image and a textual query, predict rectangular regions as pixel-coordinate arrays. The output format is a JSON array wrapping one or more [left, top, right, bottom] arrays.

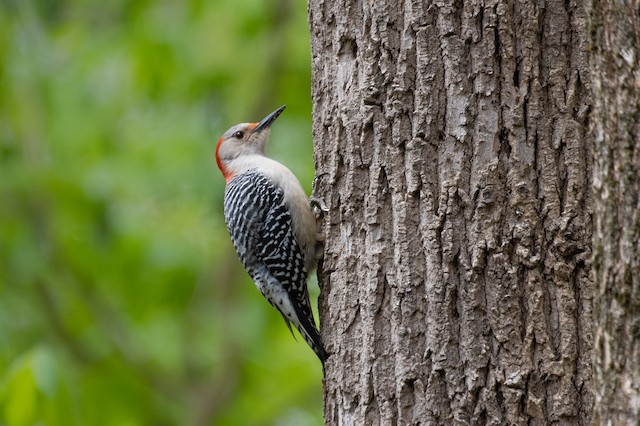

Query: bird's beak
[[254, 105, 286, 133]]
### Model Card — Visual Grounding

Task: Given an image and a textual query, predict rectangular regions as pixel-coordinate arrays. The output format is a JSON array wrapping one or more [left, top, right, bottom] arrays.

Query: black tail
[[298, 322, 327, 367], [289, 302, 327, 368]]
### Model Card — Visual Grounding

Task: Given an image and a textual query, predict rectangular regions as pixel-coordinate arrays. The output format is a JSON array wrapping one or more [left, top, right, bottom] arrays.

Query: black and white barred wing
[[223, 171, 314, 330]]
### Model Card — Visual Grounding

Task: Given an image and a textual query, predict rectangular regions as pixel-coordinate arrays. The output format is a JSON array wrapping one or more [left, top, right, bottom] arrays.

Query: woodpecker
[[215, 105, 327, 366]]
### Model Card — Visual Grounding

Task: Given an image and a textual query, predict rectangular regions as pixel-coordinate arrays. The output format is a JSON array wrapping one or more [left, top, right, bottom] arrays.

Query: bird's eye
[[233, 131, 245, 139]]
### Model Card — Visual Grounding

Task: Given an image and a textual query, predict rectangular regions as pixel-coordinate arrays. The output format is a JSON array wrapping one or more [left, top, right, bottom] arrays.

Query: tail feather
[[280, 313, 297, 341], [297, 322, 327, 367], [288, 301, 327, 367], [258, 272, 327, 367]]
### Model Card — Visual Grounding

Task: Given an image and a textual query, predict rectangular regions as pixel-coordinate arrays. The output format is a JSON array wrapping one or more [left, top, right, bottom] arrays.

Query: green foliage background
[[0, 0, 322, 424]]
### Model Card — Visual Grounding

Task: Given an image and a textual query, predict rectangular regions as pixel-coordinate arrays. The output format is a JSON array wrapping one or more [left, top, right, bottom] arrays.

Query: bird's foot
[[310, 196, 329, 221]]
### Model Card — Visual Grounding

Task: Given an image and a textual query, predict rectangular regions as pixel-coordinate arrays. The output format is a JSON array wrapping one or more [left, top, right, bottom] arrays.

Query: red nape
[[215, 137, 233, 182]]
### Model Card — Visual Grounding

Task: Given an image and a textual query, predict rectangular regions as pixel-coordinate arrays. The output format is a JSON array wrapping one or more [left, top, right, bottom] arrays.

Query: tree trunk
[[309, 1, 593, 424], [590, 1, 640, 423]]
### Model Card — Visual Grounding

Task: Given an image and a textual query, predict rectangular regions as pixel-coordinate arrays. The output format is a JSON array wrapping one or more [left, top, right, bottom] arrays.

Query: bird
[[215, 105, 327, 366]]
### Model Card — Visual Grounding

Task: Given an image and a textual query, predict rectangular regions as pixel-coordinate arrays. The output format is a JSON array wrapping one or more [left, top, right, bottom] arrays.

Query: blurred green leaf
[[4, 357, 38, 426]]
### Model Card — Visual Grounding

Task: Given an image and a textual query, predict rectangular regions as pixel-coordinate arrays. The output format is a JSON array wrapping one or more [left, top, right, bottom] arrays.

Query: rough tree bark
[[309, 1, 593, 424], [590, 1, 640, 423]]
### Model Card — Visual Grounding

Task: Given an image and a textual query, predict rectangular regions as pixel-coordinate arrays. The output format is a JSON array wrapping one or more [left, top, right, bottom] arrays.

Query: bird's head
[[215, 105, 286, 181]]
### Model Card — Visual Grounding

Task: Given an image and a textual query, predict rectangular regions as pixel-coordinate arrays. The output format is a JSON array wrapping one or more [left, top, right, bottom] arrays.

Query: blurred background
[[0, 0, 322, 425]]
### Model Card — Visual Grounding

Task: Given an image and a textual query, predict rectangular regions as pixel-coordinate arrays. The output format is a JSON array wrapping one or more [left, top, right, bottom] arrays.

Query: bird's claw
[[310, 196, 329, 220]]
